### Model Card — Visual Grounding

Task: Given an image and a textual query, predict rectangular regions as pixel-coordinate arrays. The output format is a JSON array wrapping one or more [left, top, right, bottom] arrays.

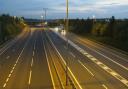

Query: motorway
[[0, 27, 128, 89]]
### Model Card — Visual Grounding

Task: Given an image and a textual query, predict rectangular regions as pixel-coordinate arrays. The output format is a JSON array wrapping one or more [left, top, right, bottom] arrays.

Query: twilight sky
[[0, 0, 128, 19]]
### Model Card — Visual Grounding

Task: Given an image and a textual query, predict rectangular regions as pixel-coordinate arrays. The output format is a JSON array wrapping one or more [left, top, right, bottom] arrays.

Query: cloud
[[0, 0, 128, 18]]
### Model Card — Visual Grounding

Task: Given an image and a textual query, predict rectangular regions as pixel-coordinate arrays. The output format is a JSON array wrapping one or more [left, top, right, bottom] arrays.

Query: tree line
[[57, 16, 128, 52], [0, 14, 25, 44]]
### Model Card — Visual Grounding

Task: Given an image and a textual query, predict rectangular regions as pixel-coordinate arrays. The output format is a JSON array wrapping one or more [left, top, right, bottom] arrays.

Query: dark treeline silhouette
[[0, 14, 25, 44], [58, 16, 128, 52]]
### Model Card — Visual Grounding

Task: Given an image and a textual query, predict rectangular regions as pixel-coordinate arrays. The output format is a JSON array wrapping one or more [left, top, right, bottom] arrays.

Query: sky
[[0, 0, 128, 19]]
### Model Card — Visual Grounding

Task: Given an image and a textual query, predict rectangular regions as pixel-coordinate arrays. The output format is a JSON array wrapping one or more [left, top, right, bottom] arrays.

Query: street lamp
[[65, 0, 69, 86], [41, 15, 44, 26], [58, 0, 69, 86]]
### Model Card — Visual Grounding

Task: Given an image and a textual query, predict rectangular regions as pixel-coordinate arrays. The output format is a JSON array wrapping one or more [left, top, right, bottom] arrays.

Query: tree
[[106, 16, 115, 37]]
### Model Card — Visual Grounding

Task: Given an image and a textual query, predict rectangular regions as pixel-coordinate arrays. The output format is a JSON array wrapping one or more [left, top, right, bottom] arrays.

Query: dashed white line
[[6, 78, 9, 82], [12, 66, 15, 70], [10, 70, 13, 74], [102, 84, 108, 89], [2, 34, 30, 88], [33, 51, 35, 56], [31, 58, 34, 67], [53, 30, 128, 87], [28, 70, 32, 85], [8, 74, 11, 78], [3, 83, 6, 88], [14, 63, 17, 67], [6, 56, 10, 59], [80, 40, 128, 71], [46, 33, 83, 89]]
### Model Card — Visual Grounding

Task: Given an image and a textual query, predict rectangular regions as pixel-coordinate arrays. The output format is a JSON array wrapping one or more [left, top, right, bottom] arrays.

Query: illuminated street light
[[41, 15, 44, 19], [41, 15, 44, 26], [55, 27, 59, 32], [61, 30, 66, 36], [92, 15, 95, 19], [14, 16, 16, 19]]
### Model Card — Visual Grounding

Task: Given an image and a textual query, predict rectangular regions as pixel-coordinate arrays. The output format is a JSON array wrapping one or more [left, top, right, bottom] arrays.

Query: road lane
[[2, 28, 37, 89], [1, 27, 128, 89], [30, 29, 53, 89], [47, 30, 128, 89], [66, 32, 128, 79], [0, 28, 31, 88], [46, 30, 105, 89]]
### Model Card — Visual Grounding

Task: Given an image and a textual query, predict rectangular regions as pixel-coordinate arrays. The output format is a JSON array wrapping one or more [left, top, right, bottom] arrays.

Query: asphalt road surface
[[0, 27, 128, 89]]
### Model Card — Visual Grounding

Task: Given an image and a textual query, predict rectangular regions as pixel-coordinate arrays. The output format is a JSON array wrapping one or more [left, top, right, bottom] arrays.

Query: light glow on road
[[61, 30, 66, 36], [55, 27, 59, 32]]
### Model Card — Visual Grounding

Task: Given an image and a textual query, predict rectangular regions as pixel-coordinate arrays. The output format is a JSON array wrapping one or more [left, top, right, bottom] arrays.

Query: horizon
[[0, 0, 128, 19]]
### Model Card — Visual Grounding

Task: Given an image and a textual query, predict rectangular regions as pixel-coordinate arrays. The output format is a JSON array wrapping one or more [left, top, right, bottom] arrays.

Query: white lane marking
[[14, 63, 16, 67], [83, 52, 88, 55], [46, 33, 83, 89], [28, 70, 32, 85], [102, 84, 108, 89], [12, 66, 15, 70], [6, 56, 10, 59], [8, 74, 11, 78], [31, 58, 34, 67], [80, 38, 128, 63], [2, 34, 31, 88], [52, 30, 128, 87], [3, 83, 6, 88], [96, 61, 102, 65], [83, 50, 128, 87], [77, 39, 128, 71], [43, 40, 56, 89], [78, 60, 94, 76], [10, 70, 13, 74], [6, 78, 9, 82], [69, 52, 76, 58], [33, 51, 35, 56]]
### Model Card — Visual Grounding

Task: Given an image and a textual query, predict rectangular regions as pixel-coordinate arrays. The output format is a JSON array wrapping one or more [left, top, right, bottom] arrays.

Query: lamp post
[[43, 8, 47, 22], [41, 15, 44, 26], [65, 0, 69, 86]]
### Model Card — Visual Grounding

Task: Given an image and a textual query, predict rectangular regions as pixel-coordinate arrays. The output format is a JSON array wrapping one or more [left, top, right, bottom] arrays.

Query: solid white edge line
[[46, 32, 83, 89], [43, 39, 56, 89], [2, 30, 31, 88], [52, 29, 128, 88], [76, 39, 128, 71], [78, 60, 94, 76]]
